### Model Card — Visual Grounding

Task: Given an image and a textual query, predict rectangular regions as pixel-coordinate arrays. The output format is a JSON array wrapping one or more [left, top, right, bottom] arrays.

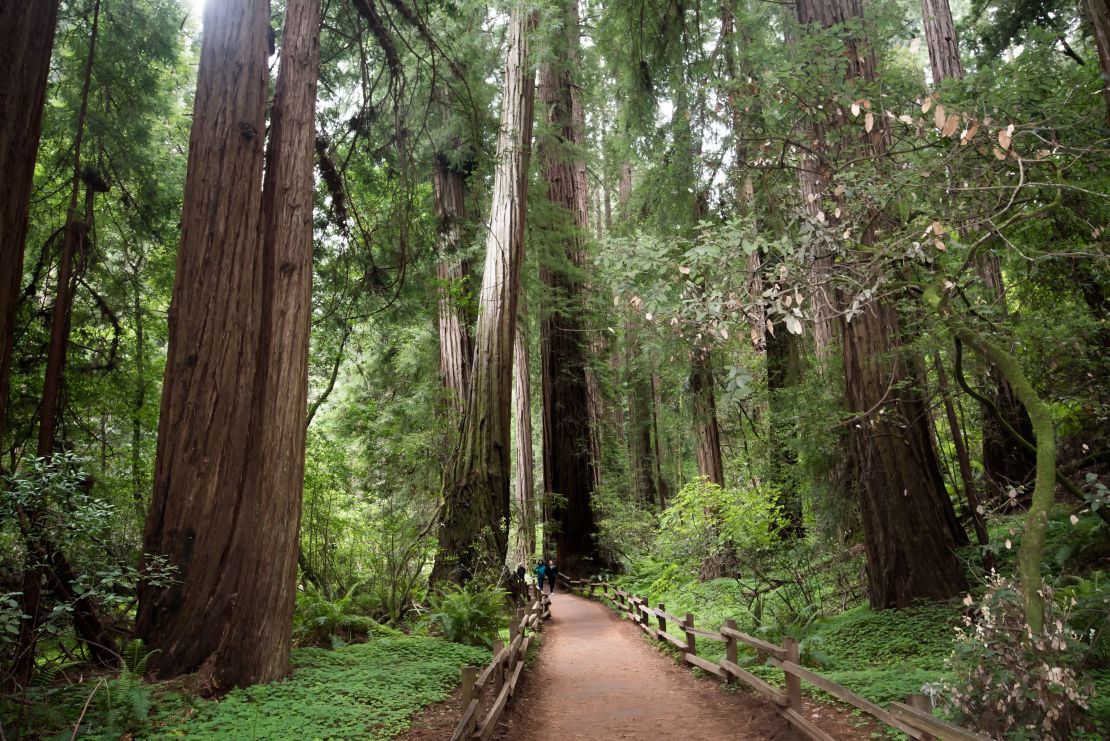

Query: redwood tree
[[138, 0, 321, 689], [797, 0, 968, 606], [538, 0, 600, 575], [0, 0, 61, 444], [432, 6, 536, 584]]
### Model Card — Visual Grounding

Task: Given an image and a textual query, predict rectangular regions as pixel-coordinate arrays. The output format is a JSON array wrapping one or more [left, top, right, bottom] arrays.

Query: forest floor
[[485, 592, 875, 740]]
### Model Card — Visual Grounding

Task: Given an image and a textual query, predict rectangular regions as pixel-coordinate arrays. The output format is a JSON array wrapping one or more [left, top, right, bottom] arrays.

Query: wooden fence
[[561, 576, 988, 741], [449, 586, 550, 741]]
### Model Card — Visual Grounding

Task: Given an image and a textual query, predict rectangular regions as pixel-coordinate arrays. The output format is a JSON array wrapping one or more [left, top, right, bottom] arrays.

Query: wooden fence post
[[684, 612, 696, 656], [723, 618, 738, 684], [657, 603, 667, 634], [906, 694, 937, 741], [461, 666, 476, 706], [784, 636, 802, 712]]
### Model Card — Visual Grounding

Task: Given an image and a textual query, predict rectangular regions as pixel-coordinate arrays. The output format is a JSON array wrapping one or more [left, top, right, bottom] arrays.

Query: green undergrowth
[[10, 635, 489, 741], [147, 636, 489, 740]]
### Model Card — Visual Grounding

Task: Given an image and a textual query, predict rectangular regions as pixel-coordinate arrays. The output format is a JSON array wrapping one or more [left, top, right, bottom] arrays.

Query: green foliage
[[293, 582, 401, 648], [419, 583, 507, 647], [655, 478, 777, 567]]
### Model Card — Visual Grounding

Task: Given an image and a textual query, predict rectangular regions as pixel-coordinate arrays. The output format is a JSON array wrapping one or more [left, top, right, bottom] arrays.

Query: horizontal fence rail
[[559, 575, 988, 741], [450, 586, 551, 741]]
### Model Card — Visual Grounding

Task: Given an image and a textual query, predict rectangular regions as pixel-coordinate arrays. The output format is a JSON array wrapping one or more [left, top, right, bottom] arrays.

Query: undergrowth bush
[[419, 583, 505, 647], [943, 575, 1090, 739], [293, 582, 400, 648]]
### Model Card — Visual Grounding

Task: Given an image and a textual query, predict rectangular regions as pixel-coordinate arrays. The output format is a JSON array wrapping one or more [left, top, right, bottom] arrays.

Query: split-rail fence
[[560, 576, 988, 741], [449, 586, 550, 741]]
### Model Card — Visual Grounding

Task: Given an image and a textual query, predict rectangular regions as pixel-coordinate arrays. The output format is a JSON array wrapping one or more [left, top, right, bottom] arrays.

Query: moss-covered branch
[[924, 285, 1056, 634]]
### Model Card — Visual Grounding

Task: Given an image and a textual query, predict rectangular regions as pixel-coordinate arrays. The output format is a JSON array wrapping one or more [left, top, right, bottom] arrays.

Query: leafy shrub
[[419, 583, 505, 647], [943, 575, 1090, 739], [654, 478, 776, 568]]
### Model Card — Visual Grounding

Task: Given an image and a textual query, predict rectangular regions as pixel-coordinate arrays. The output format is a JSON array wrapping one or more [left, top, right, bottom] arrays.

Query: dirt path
[[496, 591, 801, 740]]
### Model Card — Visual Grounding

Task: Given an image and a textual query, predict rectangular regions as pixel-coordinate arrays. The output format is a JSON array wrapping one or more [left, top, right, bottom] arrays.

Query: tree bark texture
[[432, 6, 536, 584], [537, 0, 599, 576], [841, 301, 968, 606], [513, 299, 536, 564], [0, 0, 61, 444], [798, 0, 968, 606], [1087, 0, 1110, 127], [138, 0, 321, 689], [919, 0, 964, 83], [433, 157, 473, 416], [690, 349, 725, 486]]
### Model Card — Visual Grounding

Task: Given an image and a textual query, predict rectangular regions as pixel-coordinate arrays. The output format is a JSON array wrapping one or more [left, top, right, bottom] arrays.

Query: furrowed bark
[[432, 5, 536, 585], [538, 0, 599, 575], [138, 0, 321, 689]]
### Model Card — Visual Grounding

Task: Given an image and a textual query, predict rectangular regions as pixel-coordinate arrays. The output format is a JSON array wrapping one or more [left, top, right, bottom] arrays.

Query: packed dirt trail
[[497, 591, 800, 740]]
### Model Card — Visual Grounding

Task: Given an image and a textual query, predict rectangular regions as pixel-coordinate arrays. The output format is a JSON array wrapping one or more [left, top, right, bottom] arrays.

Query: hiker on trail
[[547, 559, 559, 593], [534, 560, 546, 592], [516, 562, 526, 583]]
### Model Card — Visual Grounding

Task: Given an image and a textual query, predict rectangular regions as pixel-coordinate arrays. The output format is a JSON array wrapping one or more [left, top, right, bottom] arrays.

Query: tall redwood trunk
[[432, 6, 536, 585], [918, 0, 1035, 494], [433, 157, 473, 416], [538, 0, 598, 575], [138, 0, 321, 689], [513, 300, 536, 563], [919, 0, 963, 83], [0, 0, 60, 444], [798, 0, 968, 606]]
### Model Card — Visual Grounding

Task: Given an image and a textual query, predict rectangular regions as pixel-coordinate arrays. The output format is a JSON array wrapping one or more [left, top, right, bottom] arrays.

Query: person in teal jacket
[[533, 560, 546, 592]]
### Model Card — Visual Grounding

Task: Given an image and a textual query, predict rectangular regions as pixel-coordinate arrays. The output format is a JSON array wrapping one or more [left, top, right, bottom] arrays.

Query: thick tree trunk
[[841, 301, 968, 606], [538, 0, 599, 576], [513, 300, 536, 563], [798, 0, 968, 606], [0, 0, 60, 446], [432, 6, 536, 585], [919, 0, 963, 83], [1087, 0, 1110, 127], [433, 157, 473, 416], [138, 0, 321, 690], [690, 349, 724, 486]]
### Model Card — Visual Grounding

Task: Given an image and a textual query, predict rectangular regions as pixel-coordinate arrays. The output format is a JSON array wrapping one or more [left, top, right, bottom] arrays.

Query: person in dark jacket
[[547, 559, 558, 593], [533, 560, 546, 592], [515, 562, 526, 583]]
